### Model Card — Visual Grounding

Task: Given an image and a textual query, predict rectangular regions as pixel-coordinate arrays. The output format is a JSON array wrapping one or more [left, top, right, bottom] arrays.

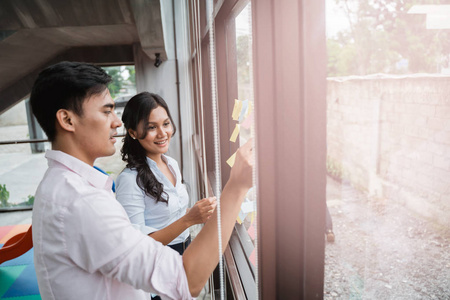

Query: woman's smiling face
[[134, 105, 174, 160]]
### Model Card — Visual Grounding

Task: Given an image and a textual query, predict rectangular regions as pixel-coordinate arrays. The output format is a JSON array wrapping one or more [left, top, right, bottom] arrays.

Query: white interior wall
[[133, 0, 199, 203]]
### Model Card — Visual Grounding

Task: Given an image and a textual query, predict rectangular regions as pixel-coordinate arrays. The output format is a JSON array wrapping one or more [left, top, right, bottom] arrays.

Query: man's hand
[[229, 138, 254, 190]]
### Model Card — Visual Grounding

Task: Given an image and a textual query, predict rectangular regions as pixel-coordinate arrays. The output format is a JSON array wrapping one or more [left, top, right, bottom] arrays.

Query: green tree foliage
[[25, 195, 35, 206], [103, 66, 136, 98], [0, 184, 10, 207], [0, 184, 35, 208], [125, 66, 136, 85], [327, 0, 450, 76], [103, 67, 123, 98]]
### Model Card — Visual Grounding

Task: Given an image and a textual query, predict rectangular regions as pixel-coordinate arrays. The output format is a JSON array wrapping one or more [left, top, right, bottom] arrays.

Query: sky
[[234, 0, 351, 38], [326, 0, 351, 38]]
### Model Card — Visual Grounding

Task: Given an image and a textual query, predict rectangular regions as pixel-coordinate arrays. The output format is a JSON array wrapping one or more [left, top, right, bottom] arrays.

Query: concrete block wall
[[327, 75, 450, 227]]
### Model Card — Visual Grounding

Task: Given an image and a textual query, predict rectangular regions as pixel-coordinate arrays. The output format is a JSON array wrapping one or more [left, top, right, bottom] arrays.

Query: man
[[30, 61, 253, 299]]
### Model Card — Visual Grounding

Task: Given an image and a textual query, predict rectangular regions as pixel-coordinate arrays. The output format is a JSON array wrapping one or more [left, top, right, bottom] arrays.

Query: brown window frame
[[253, 0, 327, 298], [189, 0, 327, 298]]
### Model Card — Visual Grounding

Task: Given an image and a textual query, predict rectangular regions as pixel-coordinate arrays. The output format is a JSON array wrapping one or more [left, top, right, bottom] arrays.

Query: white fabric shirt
[[32, 150, 192, 300], [116, 155, 190, 245]]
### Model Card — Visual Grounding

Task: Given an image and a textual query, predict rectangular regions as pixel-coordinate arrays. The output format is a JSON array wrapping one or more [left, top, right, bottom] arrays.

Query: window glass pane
[[0, 66, 134, 212], [96, 66, 133, 181], [234, 1, 258, 269], [325, 1, 450, 299], [0, 100, 48, 210], [236, 2, 254, 144]]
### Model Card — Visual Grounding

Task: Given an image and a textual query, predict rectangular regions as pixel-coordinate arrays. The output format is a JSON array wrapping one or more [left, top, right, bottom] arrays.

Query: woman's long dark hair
[[121, 92, 177, 204]]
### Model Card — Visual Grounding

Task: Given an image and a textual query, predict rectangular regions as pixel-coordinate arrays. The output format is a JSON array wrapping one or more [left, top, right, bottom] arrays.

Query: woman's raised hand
[[229, 138, 254, 190], [185, 197, 217, 225]]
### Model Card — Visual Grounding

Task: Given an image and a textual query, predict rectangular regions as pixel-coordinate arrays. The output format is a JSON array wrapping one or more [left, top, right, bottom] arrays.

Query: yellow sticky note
[[232, 99, 243, 121], [246, 101, 253, 118], [236, 215, 243, 224], [250, 212, 255, 224], [229, 124, 240, 142], [226, 152, 237, 167]]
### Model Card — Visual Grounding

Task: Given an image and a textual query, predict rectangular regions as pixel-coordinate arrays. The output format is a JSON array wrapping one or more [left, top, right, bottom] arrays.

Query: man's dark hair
[[30, 61, 112, 141]]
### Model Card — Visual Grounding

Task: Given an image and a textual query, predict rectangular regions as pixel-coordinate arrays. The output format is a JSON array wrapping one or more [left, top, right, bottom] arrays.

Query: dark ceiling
[[0, 0, 166, 114]]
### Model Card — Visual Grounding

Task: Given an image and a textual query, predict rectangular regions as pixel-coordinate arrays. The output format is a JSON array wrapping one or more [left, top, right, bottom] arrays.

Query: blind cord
[[207, 1, 225, 299]]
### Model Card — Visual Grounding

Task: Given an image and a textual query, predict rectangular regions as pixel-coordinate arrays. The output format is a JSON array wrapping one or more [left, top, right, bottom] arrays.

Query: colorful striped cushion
[[0, 225, 40, 300]]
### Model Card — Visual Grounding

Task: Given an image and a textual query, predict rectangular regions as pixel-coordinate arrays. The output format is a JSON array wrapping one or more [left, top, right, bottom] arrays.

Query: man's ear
[[55, 109, 76, 133]]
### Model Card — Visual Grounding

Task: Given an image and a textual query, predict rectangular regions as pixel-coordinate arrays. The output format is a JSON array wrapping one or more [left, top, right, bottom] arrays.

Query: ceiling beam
[[129, 0, 167, 61], [0, 45, 134, 114]]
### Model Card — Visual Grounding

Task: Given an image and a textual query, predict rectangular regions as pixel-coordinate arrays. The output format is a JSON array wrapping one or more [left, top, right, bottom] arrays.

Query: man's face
[[73, 89, 122, 165]]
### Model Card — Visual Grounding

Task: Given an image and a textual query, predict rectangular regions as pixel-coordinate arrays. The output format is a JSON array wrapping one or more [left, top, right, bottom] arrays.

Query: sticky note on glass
[[249, 248, 256, 266], [250, 212, 255, 224], [229, 124, 240, 142], [246, 101, 253, 118], [226, 152, 237, 167], [238, 100, 249, 122], [241, 111, 254, 129], [247, 222, 256, 240], [232, 99, 243, 120], [237, 210, 247, 224], [241, 200, 256, 214]]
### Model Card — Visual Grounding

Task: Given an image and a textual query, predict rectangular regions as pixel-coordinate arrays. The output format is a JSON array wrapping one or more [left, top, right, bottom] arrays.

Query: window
[[0, 99, 48, 211], [0, 66, 136, 212], [325, 1, 450, 299], [188, 0, 259, 298], [190, 0, 330, 298], [222, 3, 258, 298], [252, 0, 327, 298]]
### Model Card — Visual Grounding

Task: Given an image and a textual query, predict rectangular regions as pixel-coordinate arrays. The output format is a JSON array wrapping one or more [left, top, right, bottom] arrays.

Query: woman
[[116, 92, 216, 256]]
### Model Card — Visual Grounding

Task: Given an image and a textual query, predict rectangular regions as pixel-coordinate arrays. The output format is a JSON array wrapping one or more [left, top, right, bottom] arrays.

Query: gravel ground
[[324, 177, 450, 300]]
